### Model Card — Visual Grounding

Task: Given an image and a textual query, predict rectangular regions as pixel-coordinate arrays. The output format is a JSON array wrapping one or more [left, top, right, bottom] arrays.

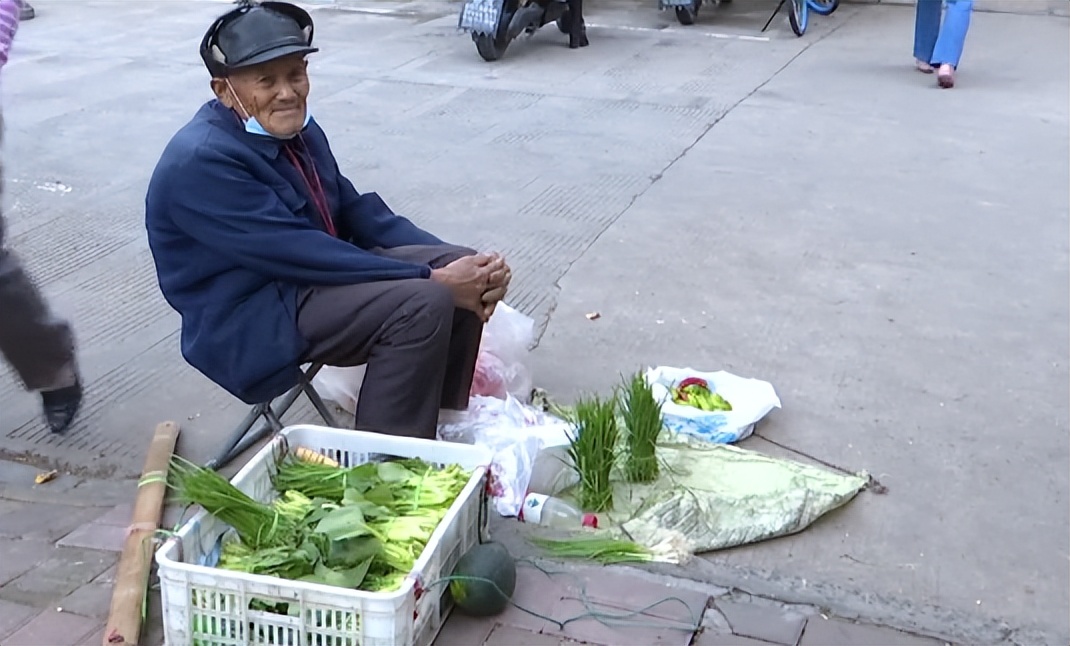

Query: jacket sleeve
[[167, 146, 432, 286], [334, 173, 445, 250], [0, 0, 21, 70]]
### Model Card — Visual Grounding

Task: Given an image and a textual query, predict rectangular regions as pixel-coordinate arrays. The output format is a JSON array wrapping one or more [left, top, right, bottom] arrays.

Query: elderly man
[[145, 1, 510, 440]]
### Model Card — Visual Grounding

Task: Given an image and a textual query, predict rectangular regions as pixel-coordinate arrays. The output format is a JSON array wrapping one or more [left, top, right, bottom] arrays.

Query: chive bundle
[[622, 371, 663, 483], [530, 534, 655, 564], [568, 394, 620, 512], [530, 532, 691, 565]]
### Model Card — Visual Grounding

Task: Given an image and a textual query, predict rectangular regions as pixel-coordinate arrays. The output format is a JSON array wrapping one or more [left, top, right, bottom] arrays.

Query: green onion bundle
[[621, 371, 663, 483], [568, 394, 620, 512], [169, 456, 299, 550], [531, 532, 691, 565], [530, 534, 655, 564]]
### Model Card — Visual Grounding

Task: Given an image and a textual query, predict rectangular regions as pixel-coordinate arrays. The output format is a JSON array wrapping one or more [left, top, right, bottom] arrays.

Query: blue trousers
[[913, 0, 973, 69]]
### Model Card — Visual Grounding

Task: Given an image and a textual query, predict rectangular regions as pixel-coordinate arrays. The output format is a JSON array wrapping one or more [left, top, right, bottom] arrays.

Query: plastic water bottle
[[519, 493, 598, 529]]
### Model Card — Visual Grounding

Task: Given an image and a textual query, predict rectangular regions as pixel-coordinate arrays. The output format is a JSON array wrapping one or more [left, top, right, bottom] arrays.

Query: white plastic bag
[[311, 364, 367, 415], [471, 303, 535, 403], [438, 394, 571, 517], [645, 367, 781, 444]]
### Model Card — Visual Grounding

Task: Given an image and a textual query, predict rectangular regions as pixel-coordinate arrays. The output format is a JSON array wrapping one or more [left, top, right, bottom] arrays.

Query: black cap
[[200, 1, 319, 77]]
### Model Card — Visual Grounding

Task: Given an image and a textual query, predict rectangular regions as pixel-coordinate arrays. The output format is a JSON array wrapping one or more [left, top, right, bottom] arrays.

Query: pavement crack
[[541, 16, 856, 341], [653, 11, 854, 180]]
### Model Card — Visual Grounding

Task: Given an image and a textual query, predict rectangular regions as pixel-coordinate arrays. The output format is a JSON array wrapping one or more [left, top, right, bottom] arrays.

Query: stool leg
[[762, 0, 786, 31], [298, 371, 339, 427], [207, 363, 339, 470], [205, 402, 267, 470], [224, 415, 279, 464]]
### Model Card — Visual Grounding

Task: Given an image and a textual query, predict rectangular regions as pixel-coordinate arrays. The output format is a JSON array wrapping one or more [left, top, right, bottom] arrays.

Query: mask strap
[[224, 78, 252, 121]]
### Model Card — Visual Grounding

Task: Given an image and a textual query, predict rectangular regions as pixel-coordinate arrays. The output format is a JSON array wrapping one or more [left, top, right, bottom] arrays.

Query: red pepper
[[678, 377, 709, 390]]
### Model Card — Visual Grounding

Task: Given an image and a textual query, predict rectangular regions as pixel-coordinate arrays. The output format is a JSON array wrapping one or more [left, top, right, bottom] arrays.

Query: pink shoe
[[915, 59, 934, 74], [937, 63, 955, 88]]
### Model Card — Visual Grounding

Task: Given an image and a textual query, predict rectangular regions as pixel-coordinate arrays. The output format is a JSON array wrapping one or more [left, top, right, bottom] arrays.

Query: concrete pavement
[[0, 0, 1066, 644], [527, 4, 1070, 645]]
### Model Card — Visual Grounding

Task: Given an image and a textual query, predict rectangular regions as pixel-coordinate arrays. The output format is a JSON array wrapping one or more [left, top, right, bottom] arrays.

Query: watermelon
[[448, 542, 517, 616]]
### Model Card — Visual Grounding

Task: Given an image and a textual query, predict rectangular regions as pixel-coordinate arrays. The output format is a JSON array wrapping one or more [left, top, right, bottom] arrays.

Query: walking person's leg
[[913, 0, 942, 73], [933, 0, 973, 88], [0, 213, 82, 432]]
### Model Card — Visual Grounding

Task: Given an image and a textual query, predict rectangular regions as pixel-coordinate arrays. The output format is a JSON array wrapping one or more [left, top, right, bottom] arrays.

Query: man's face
[[213, 55, 310, 138]]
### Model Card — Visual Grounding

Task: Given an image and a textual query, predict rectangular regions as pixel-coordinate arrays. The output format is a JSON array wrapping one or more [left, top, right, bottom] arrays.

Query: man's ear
[[211, 78, 233, 107]]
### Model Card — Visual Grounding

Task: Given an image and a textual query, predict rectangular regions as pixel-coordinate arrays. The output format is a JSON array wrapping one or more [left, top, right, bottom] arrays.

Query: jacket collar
[[206, 99, 285, 160]]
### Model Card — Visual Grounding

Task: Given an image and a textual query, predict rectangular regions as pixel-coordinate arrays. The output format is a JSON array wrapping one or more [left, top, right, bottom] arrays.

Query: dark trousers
[[296, 244, 482, 440], [0, 131, 77, 392]]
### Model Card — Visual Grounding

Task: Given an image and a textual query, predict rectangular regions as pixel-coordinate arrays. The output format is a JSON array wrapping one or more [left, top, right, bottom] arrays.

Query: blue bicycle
[[761, 0, 839, 36]]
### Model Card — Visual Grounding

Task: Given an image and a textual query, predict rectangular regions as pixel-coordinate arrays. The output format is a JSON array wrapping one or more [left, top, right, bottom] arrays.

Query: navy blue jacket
[[145, 100, 443, 404]]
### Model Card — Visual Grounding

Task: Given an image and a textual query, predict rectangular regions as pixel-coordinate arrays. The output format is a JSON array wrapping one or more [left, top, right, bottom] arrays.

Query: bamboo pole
[[103, 421, 181, 646]]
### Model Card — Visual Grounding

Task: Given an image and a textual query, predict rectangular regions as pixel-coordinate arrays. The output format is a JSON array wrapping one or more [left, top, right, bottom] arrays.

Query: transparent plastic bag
[[438, 394, 570, 517], [471, 303, 535, 403], [311, 364, 366, 415]]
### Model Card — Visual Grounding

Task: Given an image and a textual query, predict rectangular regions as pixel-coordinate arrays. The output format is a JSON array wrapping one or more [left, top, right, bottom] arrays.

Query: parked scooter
[[658, 0, 729, 26], [458, 0, 588, 62]]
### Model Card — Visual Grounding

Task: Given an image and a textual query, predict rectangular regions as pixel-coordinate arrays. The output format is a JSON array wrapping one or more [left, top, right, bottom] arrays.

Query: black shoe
[[18, 1, 35, 21], [41, 380, 82, 434]]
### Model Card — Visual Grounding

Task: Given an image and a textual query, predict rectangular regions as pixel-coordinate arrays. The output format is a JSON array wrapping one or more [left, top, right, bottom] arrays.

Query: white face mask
[[225, 78, 310, 140]]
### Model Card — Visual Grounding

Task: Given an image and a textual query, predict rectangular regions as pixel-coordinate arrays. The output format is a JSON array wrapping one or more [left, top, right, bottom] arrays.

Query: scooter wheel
[[473, 32, 508, 62], [674, 1, 698, 25], [556, 9, 571, 34]]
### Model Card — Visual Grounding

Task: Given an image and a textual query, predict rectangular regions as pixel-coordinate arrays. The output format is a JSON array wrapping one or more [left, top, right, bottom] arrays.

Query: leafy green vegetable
[[377, 461, 414, 483], [313, 506, 372, 542], [299, 558, 373, 589], [188, 452, 473, 596], [327, 536, 382, 569]]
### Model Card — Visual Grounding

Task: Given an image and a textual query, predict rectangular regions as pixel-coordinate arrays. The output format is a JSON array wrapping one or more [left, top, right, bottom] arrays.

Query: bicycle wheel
[[808, 0, 838, 15], [787, 0, 808, 36]]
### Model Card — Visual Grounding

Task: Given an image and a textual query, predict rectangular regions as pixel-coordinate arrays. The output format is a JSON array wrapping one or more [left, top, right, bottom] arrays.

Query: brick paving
[[432, 562, 952, 646], [0, 456, 958, 646], [0, 461, 130, 646], [0, 461, 954, 646]]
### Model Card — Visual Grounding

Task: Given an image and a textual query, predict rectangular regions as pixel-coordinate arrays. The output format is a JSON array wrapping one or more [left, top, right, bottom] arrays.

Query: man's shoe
[[18, 1, 35, 21], [41, 380, 82, 434]]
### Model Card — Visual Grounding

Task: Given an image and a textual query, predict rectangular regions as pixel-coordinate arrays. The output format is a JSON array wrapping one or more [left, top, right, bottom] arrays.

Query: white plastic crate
[[156, 425, 493, 646]]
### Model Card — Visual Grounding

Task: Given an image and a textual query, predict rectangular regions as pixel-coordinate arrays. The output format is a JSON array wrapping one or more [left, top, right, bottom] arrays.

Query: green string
[[422, 560, 701, 633], [138, 471, 168, 487]]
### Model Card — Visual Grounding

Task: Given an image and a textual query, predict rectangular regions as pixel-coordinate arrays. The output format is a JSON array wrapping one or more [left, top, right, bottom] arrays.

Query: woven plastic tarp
[[593, 438, 867, 553]]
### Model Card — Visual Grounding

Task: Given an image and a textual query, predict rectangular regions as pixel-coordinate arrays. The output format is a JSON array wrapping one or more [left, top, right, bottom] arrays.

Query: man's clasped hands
[[431, 252, 512, 322]]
